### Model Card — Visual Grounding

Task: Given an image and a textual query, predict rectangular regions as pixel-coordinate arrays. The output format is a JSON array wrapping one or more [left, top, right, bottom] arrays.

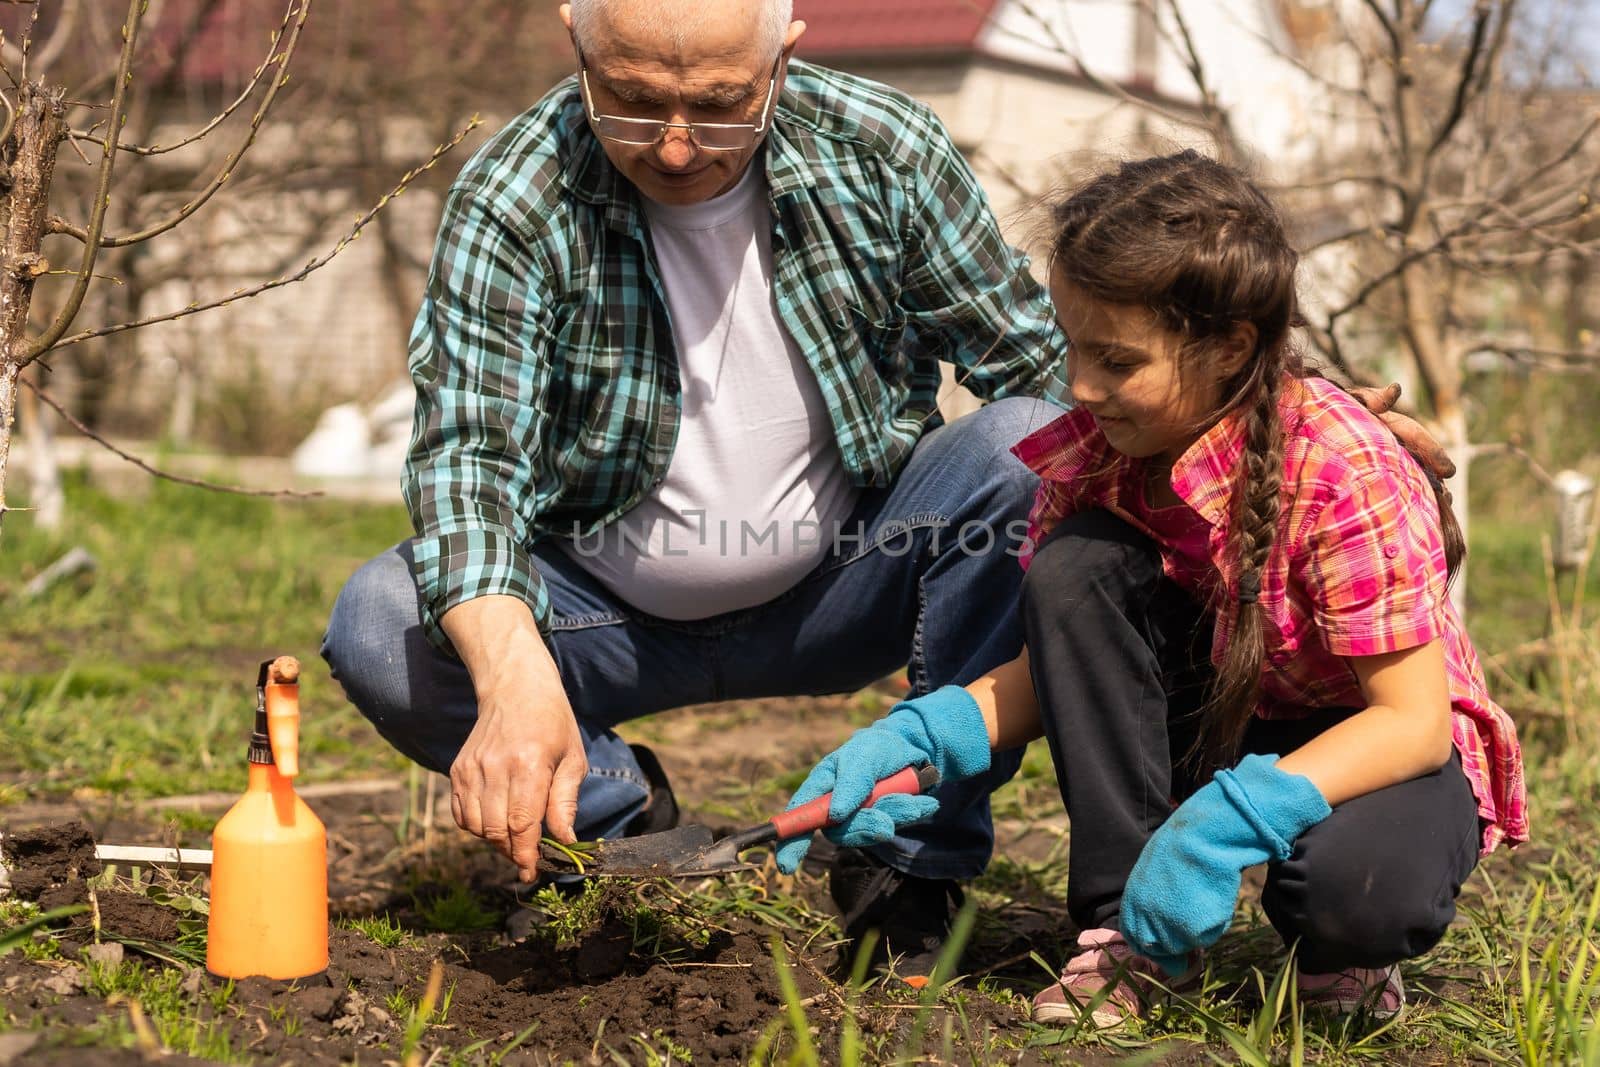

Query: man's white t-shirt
[[559, 165, 860, 619]]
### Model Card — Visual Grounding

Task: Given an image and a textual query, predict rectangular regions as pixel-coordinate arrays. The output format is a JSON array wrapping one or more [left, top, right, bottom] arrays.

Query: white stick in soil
[[92, 845, 213, 869]]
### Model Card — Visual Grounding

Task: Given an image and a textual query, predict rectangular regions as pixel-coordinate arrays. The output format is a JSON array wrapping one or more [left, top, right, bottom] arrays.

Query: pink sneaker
[[1031, 928, 1194, 1028], [1297, 964, 1405, 1019]]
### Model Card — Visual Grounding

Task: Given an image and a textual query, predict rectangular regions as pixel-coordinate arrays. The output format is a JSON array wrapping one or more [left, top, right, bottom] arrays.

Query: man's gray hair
[[569, 0, 794, 60]]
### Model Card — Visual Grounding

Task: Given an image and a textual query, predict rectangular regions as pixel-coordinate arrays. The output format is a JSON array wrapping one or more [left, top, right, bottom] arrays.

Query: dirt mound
[[1, 821, 100, 910]]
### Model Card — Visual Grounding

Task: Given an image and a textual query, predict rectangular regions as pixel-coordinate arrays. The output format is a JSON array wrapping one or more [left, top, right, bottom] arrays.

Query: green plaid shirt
[[405, 60, 1066, 649]]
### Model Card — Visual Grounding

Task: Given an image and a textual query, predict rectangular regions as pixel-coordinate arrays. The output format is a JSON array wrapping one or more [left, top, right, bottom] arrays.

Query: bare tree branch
[[63, 0, 297, 158], [44, 117, 482, 351], [63, 0, 216, 123], [17, 0, 144, 365], [1215, 10, 1378, 110], [1423, 0, 1494, 162], [0, 85, 15, 145], [969, 146, 1046, 203], [19, 0, 76, 76], [23, 376, 324, 499], [1463, 340, 1600, 370], [1325, 111, 1600, 328], [16, 0, 39, 80], [1272, 173, 1405, 196], [1303, 223, 1383, 254], [1469, 439, 1559, 487], [1358, 0, 1403, 56], [49, 0, 311, 250], [1153, 0, 1245, 161]]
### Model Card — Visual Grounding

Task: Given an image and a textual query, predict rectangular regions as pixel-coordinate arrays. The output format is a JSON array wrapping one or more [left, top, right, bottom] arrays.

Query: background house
[[14, 0, 1332, 469], [791, 0, 1324, 414], [793, 0, 1320, 228]]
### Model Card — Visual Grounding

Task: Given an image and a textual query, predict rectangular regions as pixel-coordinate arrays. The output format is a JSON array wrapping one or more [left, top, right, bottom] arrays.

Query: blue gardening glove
[[774, 685, 992, 874], [1119, 754, 1331, 974]]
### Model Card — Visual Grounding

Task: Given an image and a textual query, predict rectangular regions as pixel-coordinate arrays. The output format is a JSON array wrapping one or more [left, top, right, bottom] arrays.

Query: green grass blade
[[0, 905, 88, 954]]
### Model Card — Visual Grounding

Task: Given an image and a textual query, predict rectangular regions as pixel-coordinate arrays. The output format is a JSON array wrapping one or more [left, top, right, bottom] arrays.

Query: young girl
[[774, 150, 1527, 1024]]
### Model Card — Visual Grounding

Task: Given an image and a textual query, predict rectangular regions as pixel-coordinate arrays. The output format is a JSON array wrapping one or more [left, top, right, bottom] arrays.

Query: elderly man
[[323, 0, 1065, 980]]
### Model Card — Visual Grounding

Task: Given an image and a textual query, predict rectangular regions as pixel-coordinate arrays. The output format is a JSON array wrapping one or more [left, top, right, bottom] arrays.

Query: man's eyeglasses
[[578, 53, 782, 152]]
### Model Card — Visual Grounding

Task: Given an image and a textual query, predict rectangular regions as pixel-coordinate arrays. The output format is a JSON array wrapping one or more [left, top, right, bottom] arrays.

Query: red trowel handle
[[769, 764, 942, 839]]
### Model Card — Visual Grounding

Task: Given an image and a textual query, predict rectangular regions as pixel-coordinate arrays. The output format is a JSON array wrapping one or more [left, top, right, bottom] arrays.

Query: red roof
[[151, 1, 456, 86], [0, 2, 562, 90], [794, 0, 1001, 56]]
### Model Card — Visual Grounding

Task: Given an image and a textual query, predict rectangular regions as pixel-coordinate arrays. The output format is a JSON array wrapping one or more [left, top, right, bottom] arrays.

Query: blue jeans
[[321, 396, 1061, 880]]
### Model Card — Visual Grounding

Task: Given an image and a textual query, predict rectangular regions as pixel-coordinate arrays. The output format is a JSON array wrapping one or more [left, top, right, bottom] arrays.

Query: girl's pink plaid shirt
[[1011, 375, 1528, 855]]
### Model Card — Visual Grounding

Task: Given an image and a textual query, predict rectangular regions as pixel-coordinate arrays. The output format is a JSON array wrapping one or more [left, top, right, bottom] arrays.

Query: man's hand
[[441, 596, 587, 882], [1349, 382, 1456, 480]]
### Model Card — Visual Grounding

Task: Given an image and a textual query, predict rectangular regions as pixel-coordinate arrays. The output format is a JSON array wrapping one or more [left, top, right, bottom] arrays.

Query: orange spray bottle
[[206, 655, 329, 979]]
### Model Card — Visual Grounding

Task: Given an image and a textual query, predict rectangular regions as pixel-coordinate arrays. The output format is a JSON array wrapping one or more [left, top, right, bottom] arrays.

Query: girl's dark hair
[[1049, 150, 1464, 770]]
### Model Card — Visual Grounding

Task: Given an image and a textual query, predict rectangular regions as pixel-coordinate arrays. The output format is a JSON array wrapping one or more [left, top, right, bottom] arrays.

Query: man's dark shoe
[[828, 847, 964, 988], [623, 743, 679, 837]]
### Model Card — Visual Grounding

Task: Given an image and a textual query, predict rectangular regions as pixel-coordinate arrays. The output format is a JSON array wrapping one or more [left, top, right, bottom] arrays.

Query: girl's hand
[[1119, 755, 1331, 973], [774, 686, 992, 873]]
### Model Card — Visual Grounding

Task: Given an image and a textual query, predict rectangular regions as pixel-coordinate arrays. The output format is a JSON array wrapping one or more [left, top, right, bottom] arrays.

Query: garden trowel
[[545, 764, 941, 878]]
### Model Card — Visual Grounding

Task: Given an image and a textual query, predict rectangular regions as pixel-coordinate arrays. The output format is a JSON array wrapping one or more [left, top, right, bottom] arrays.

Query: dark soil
[[4, 816, 1028, 1065], [1, 822, 100, 911], [0, 692, 1316, 1066]]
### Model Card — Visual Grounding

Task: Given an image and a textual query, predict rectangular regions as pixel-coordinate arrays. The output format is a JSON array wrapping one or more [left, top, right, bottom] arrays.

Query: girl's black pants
[[1021, 509, 1482, 973]]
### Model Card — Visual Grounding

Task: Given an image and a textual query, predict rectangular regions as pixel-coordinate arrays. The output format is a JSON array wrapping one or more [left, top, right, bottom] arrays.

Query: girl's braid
[[1194, 351, 1287, 771]]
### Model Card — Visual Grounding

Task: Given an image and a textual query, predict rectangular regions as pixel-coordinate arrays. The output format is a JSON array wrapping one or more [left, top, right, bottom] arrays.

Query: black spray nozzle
[[248, 659, 274, 764]]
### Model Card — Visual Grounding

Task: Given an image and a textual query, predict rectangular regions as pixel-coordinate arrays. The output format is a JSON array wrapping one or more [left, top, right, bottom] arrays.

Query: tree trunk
[[0, 84, 68, 536], [0, 362, 18, 526], [167, 350, 198, 445], [19, 383, 63, 531], [1437, 404, 1470, 618], [1396, 256, 1469, 617]]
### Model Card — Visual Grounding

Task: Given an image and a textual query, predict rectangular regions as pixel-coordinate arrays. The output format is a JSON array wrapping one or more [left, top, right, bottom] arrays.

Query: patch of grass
[[441, 1020, 543, 1066], [340, 912, 412, 948], [758, 902, 994, 1065], [971, 853, 1068, 905], [612, 1028, 698, 1066], [520, 872, 830, 971], [413, 884, 500, 934], [672, 870, 834, 935], [523, 880, 608, 950], [1466, 516, 1600, 653], [0, 901, 87, 958], [988, 741, 1064, 822], [162, 809, 221, 835], [1, 478, 411, 799], [79, 955, 248, 1063], [526, 878, 712, 961], [394, 959, 452, 1066], [1502, 851, 1600, 1065], [0, 899, 41, 926]]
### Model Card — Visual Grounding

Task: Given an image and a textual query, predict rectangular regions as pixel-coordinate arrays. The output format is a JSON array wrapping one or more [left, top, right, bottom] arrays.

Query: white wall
[[977, 0, 1325, 169]]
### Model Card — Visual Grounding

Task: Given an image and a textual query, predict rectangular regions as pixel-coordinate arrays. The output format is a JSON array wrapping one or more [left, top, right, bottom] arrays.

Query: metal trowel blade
[[550, 824, 753, 878]]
